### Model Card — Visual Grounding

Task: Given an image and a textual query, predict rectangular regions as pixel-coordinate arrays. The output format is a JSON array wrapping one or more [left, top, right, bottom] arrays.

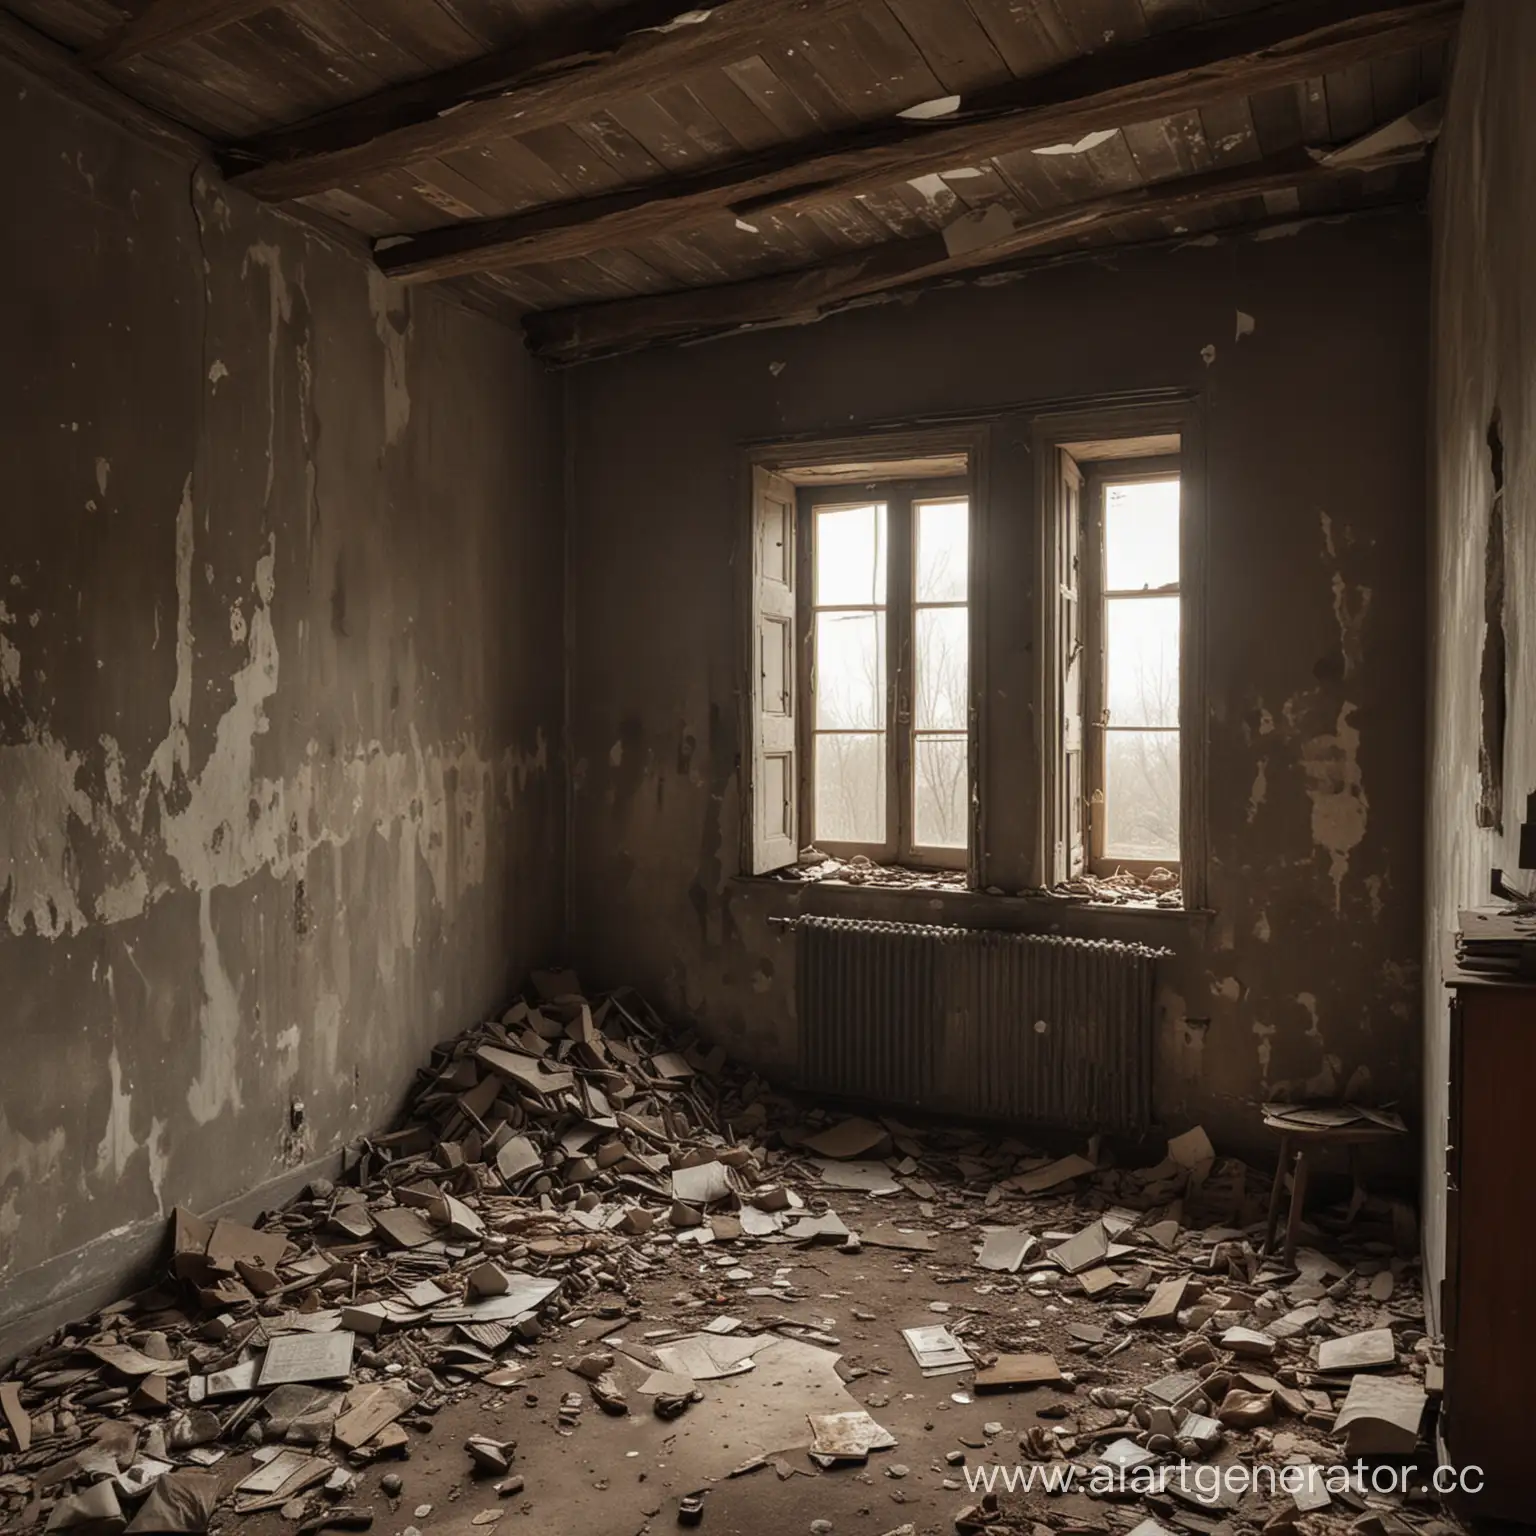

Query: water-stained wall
[[0, 65, 562, 1344], [1424, 0, 1536, 1316], [566, 213, 1427, 1164]]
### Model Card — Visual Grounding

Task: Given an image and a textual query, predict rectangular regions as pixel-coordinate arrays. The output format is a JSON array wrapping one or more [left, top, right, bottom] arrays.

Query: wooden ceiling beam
[[375, 0, 1457, 284], [227, 0, 872, 201], [83, 0, 279, 69], [520, 151, 1421, 364]]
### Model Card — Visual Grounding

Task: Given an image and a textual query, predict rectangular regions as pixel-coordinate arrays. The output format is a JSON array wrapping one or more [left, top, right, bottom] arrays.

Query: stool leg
[[1346, 1145, 1367, 1223], [1283, 1148, 1309, 1265], [1264, 1135, 1292, 1255]]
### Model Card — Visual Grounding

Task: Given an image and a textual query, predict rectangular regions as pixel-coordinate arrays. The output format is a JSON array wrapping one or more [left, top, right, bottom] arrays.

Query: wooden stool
[[1260, 1104, 1407, 1265]]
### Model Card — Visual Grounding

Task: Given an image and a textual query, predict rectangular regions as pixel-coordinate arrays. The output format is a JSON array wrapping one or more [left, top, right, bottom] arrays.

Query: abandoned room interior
[[2, 0, 1534, 1531]]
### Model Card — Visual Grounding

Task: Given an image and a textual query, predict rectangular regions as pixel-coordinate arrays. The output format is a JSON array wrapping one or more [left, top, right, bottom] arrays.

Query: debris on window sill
[[776, 849, 967, 890], [1053, 866, 1183, 908]]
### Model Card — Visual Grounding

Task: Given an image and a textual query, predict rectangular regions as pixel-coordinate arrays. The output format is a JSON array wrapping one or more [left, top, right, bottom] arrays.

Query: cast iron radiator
[[794, 916, 1164, 1133]]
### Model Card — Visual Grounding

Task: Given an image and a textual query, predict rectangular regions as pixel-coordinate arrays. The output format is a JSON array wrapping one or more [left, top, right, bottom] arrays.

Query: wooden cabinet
[[1443, 977, 1536, 1522]]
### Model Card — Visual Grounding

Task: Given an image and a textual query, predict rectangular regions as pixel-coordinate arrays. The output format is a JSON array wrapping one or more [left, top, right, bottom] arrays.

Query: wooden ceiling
[[4, 0, 1456, 362]]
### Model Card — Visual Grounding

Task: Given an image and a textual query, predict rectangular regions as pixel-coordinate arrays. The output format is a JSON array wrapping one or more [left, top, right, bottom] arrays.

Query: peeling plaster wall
[[0, 68, 563, 1341], [1424, 1, 1536, 1313], [568, 214, 1426, 1164]]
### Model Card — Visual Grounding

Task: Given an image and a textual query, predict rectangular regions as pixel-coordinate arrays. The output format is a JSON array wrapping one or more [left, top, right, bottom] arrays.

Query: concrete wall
[[0, 63, 563, 1346], [1423, 1, 1536, 1317], [567, 213, 1428, 1164]]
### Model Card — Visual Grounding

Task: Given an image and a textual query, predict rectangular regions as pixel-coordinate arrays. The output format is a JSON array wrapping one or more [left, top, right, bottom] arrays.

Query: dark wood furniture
[[1442, 966, 1536, 1523]]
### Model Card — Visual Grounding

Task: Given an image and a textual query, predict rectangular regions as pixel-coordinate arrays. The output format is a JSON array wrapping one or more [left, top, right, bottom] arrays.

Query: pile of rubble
[[778, 850, 969, 891], [1054, 868, 1183, 909], [778, 846, 1183, 909], [0, 974, 1437, 1536]]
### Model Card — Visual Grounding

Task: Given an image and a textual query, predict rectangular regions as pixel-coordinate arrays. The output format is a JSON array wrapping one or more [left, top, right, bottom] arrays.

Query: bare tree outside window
[[913, 499, 968, 848], [804, 482, 972, 864], [811, 503, 887, 844], [1098, 478, 1180, 864]]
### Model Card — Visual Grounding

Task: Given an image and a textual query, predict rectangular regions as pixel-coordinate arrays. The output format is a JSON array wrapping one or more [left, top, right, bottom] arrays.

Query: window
[[1084, 466, 1181, 872], [747, 412, 1201, 902], [804, 480, 971, 865]]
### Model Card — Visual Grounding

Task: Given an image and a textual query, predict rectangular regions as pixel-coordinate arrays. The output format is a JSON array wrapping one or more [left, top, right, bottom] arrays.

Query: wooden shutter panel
[[749, 466, 798, 873], [1057, 451, 1086, 881]]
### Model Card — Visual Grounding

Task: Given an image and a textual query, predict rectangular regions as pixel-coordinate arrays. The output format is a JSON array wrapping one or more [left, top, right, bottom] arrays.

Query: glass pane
[[916, 499, 969, 602], [1106, 595, 1178, 728], [915, 735, 968, 849], [815, 611, 886, 729], [1105, 479, 1179, 591], [815, 733, 886, 844], [915, 606, 968, 730], [1104, 730, 1179, 862], [815, 503, 887, 606]]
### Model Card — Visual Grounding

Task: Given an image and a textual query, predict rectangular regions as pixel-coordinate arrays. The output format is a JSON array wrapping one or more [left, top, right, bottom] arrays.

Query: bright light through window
[[913, 499, 968, 848], [812, 503, 887, 844], [1101, 478, 1179, 862]]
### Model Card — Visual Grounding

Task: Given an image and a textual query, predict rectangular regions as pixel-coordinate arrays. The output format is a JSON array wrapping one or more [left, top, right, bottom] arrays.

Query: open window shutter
[[749, 466, 798, 872], [1057, 451, 1086, 880]]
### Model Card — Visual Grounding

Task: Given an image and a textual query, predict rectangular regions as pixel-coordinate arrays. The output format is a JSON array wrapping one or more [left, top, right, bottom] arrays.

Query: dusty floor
[[3, 985, 1435, 1536], [236, 1208, 1156, 1536], [222, 1179, 1426, 1536]]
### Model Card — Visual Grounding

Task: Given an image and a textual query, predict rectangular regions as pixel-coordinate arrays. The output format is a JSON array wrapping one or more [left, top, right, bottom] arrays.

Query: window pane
[[1104, 730, 1179, 862], [1105, 479, 1179, 591], [815, 611, 885, 729], [1106, 595, 1178, 728], [915, 606, 968, 730], [815, 733, 886, 844], [916, 499, 968, 602], [915, 734, 967, 849], [815, 503, 887, 605]]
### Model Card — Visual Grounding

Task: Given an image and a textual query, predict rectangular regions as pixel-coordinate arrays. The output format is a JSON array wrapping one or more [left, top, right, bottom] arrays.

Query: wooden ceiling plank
[[721, 54, 835, 139], [1245, 81, 1306, 153], [438, 135, 577, 208], [84, 0, 281, 68], [299, 184, 399, 236], [1195, 94, 1262, 165], [1295, 73, 1331, 138], [1417, 38, 1445, 93], [105, 38, 271, 135], [229, 0, 874, 197], [883, 0, 1010, 95], [1137, 0, 1205, 34], [1367, 46, 1422, 119], [601, 93, 730, 172], [680, 73, 786, 153], [375, 0, 1460, 283], [755, 32, 865, 129], [1050, 0, 1150, 55], [1323, 58, 1377, 139], [960, 0, 1075, 79], [821, 6, 948, 112], [582, 244, 676, 294], [521, 150, 1377, 362], [184, 7, 391, 126], [328, 0, 485, 71], [1120, 113, 1214, 180], [567, 110, 667, 185], [517, 121, 633, 196]]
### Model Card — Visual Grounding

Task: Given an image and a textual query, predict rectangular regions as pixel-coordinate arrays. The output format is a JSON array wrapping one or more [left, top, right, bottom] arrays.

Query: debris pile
[[1054, 866, 1183, 908], [0, 972, 1437, 1536], [778, 849, 969, 890]]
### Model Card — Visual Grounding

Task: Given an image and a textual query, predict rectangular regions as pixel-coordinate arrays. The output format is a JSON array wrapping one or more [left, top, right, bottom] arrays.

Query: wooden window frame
[[797, 476, 972, 870], [1082, 456, 1183, 878], [1034, 395, 1207, 907]]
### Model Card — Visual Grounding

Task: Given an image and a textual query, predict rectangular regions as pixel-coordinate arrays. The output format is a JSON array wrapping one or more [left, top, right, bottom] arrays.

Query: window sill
[[735, 873, 1210, 923]]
